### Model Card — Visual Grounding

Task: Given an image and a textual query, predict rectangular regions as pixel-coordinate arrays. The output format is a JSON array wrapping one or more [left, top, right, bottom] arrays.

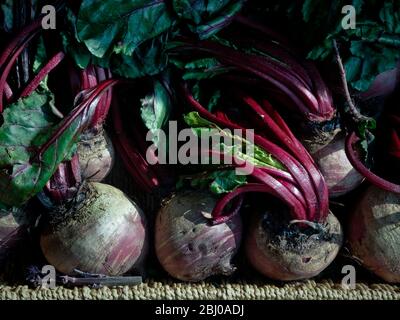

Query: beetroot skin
[[310, 133, 364, 198], [155, 191, 242, 282], [77, 130, 114, 182], [348, 186, 400, 283]]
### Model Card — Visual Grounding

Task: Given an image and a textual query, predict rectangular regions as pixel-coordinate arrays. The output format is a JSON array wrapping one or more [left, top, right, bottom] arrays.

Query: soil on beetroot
[[44, 182, 103, 231], [260, 210, 342, 255]]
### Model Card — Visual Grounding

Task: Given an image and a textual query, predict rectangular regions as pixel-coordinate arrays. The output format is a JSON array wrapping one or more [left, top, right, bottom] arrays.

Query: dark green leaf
[[110, 35, 168, 78], [62, 32, 92, 69], [207, 89, 221, 112], [173, 0, 244, 39], [171, 57, 232, 80], [0, 202, 10, 212], [61, 7, 94, 69], [357, 117, 376, 139], [0, 89, 59, 206], [77, 0, 173, 58], [379, 1, 400, 33], [262, 0, 400, 92]]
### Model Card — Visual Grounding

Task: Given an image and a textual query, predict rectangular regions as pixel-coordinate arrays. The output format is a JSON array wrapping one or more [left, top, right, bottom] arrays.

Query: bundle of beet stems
[[170, 17, 364, 199]]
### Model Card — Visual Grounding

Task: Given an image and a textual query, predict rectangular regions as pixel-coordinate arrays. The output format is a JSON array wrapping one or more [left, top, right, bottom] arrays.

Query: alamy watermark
[[341, 265, 356, 290], [39, 4, 358, 32], [145, 121, 256, 175], [40, 265, 56, 289], [41, 5, 56, 30], [341, 5, 356, 30]]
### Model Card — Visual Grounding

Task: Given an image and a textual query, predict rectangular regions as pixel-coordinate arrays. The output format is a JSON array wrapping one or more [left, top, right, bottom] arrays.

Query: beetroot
[[246, 209, 343, 281], [348, 186, 400, 283], [155, 191, 242, 281], [40, 182, 147, 276], [77, 129, 115, 182]]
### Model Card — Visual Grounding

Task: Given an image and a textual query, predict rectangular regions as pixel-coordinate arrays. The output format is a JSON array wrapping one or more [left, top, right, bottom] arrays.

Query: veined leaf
[[0, 81, 115, 206], [183, 111, 285, 170], [0, 89, 59, 206], [110, 35, 169, 78], [173, 0, 245, 39], [77, 0, 173, 58]]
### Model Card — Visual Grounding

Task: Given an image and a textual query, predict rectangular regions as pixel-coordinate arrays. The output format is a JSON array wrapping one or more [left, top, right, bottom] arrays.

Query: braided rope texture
[[0, 280, 399, 300]]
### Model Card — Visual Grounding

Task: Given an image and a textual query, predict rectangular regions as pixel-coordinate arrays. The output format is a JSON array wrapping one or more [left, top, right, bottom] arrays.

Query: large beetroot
[[41, 182, 147, 276], [155, 191, 242, 281], [348, 186, 400, 283], [246, 208, 343, 281]]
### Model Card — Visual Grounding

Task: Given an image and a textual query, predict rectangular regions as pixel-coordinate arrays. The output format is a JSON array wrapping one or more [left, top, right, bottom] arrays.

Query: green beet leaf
[[209, 170, 247, 194], [183, 111, 285, 170], [0, 82, 113, 206], [0, 89, 60, 206], [77, 0, 173, 58], [176, 169, 247, 195], [172, 0, 244, 39], [110, 35, 169, 78]]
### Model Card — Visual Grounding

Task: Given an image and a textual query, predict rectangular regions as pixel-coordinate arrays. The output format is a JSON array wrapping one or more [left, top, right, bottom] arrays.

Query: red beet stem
[[200, 41, 319, 113], [211, 194, 243, 225], [303, 62, 335, 119], [36, 80, 118, 159], [182, 86, 320, 221], [211, 181, 306, 225], [20, 52, 65, 98], [224, 30, 313, 90], [44, 154, 82, 204], [174, 40, 327, 120], [0, 32, 37, 112], [234, 15, 292, 48], [79, 66, 113, 129], [345, 132, 400, 193], [111, 95, 160, 192], [0, 19, 41, 67], [243, 96, 329, 221]]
